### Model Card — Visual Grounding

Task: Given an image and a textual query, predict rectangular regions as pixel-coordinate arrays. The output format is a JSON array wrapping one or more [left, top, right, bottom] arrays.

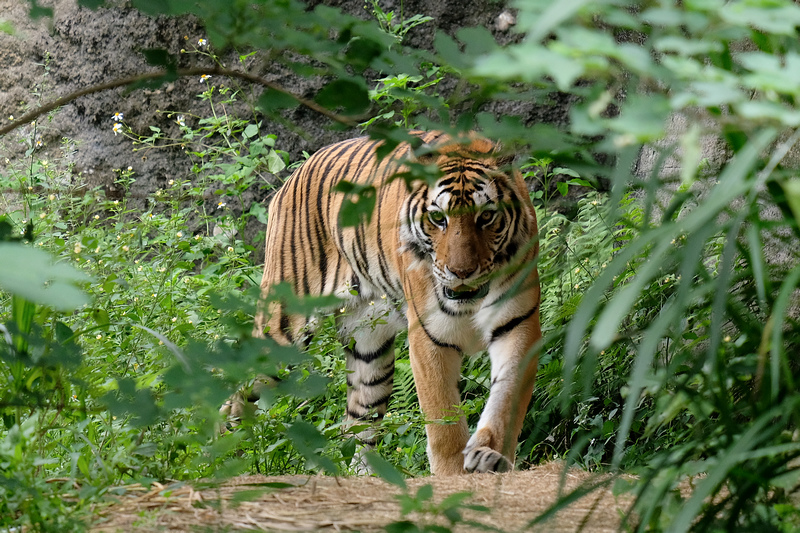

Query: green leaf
[[345, 38, 384, 72], [780, 178, 800, 224], [140, 48, 177, 71], [243, 124, 259, 138], [434, 31, 466, 70], [364, 451, 406, 488], [257, 88, 298, 112], [457, 26, 497, 57], [266, 150, 286, 174], [25, 0, 53, 18], [0, 243, 91, 311], [286, 421, 338, 474], [721, 2, 800, 35], [248, 202, 269, 225], [316, 79, 370, 115], [335, 181, 377, 227]]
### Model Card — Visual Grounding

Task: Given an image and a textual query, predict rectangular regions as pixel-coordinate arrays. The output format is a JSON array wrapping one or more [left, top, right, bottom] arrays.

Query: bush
[[6, 0, 800, 530]]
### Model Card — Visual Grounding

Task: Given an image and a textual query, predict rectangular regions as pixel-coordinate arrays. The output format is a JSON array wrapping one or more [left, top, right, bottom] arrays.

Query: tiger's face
[[401, 147, 531, 311]]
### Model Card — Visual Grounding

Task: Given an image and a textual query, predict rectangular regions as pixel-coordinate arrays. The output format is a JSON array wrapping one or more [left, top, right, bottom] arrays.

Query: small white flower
[[227, 246, 234, 252], [194, 235, 201, 241], [96, 334, 102, 340], [74, 244, 82, 254], [112, 123, 123, 135], [168, 179, 174, 185], [113, 112, 124, 121], [176, 115, 186, 127], [217, 201, 227, 208], [171, 317, 177, 323], [198, 38, 207, 47], [176, 231, 183, 238], [94, 215, 100, 220], [48, 194, 55, 201], [122, 245, 129, 251], [200, 74, 211, 83]]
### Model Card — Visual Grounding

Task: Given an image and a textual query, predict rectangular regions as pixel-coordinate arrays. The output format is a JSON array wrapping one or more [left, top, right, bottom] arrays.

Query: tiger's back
[[251, 131, 541, 476]]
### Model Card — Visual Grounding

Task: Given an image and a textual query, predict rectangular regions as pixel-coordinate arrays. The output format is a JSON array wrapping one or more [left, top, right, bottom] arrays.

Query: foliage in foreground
[[4, 0, 800, 531]]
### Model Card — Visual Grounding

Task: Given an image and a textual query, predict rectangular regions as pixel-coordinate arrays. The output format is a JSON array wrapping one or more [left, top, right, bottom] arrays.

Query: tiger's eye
[[478, 209, 496, 225], [428, 209, 446, 226]]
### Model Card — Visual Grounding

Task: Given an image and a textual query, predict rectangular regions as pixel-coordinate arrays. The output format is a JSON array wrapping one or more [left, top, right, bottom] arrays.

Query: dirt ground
[[90, 461, 634, 532]]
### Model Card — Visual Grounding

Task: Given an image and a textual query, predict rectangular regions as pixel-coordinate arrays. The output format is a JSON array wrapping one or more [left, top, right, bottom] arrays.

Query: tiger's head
[[400, 135, 536, 310]]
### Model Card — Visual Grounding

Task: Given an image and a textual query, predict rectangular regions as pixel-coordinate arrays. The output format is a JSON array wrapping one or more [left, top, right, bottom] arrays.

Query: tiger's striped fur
[[250, 131, 540, 475]]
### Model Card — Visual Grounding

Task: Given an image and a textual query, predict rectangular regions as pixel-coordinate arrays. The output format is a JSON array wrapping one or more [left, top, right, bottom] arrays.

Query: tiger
[[240, 130, 541, 476]]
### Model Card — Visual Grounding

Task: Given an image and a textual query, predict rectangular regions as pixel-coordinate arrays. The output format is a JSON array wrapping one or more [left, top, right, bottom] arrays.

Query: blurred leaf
[[0, 243, 91, 311], [316, 79, 370, 115], [286, 421, 338, 474], [140, 48, 177, 71], [335, 181, 377, 227], [25, 0, 52, 18], [364, 451, 406, 488], [257, 88, 298, 112]]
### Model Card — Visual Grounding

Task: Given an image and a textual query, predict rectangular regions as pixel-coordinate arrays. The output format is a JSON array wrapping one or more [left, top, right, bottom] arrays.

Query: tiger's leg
[[463, 301, 541, 473], [405, 304, 470, 476], [337, 299, 403, 471]]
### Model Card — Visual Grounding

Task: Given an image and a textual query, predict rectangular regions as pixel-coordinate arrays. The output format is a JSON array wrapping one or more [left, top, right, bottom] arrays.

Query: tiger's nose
[[445, 265, 477, 279]]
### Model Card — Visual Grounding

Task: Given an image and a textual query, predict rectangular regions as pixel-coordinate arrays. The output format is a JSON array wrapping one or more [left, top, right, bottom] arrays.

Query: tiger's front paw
[[463, 445, 512, 473]]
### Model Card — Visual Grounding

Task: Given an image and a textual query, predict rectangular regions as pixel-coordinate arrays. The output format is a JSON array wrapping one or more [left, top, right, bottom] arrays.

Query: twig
[[0, 66, 357, 137]]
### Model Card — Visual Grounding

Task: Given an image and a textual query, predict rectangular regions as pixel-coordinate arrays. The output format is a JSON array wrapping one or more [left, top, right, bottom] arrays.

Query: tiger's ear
[[492, 143, 516, 170], [414, 143, 439, 165]]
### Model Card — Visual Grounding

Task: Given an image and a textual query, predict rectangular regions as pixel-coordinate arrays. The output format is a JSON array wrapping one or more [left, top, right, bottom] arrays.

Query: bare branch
[[0, 66, 358, 137]]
